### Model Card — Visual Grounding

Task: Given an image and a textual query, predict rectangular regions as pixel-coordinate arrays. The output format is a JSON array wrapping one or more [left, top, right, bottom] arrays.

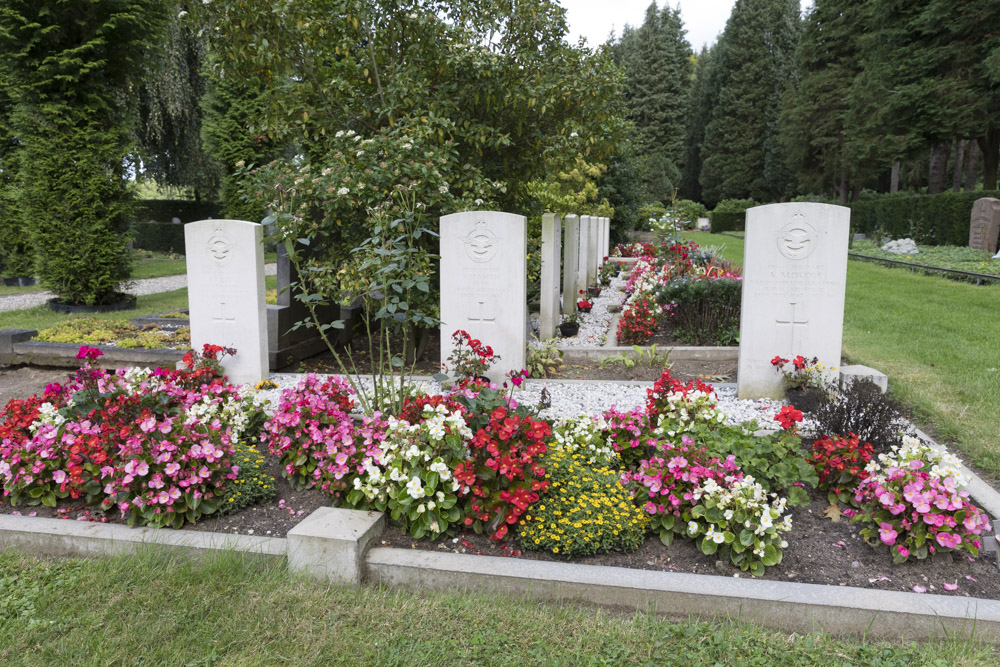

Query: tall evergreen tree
[[699, 0, 800, 206], [680, 46, 712, 201], [616, 2, 693, 202], [0, 1, 167, 304], [782, 0, 866, 201]]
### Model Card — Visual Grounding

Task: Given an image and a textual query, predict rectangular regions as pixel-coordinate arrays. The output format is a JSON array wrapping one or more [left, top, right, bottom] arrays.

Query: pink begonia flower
[[888, 503, 906, 515], [896, 545, 910, 558], [878, 522, 898, 545], [157, 491, 170, 504], [139, 417, 157, 433], [936, 532, 961, 549], [124, 460, 136, 476], [136, 461, 149, 476], [913, 497, 931, 513], [165, 462, 180, 476], [912, 585, 927, 593], [909, 459, 924, 470], [52, 470, 66, 484], [943, 582, 958, 591]]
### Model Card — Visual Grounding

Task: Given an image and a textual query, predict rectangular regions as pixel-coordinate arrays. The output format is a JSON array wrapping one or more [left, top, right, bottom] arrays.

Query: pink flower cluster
[[261, 374, 387, 497], [622, 434, 742, 519], [854, 463, 992, 562]]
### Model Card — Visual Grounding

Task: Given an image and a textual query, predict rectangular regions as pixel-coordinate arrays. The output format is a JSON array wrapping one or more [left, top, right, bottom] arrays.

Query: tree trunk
[[890, 161, 900, 193], [966, 141, 979, 190], [952, 139, 965, 192], [978, 128, 999, 191], [838, 168, 848, 204], [927, 141, 950, 194]]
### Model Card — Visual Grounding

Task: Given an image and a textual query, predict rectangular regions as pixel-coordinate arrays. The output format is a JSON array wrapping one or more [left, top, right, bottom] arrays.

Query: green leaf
[[761, 544, 779, 567], [700, 539, 718, 555], [659, 529, 674, 546]]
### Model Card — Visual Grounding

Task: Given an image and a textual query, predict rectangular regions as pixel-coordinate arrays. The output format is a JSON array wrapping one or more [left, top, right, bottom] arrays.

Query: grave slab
[[839, 364, 888, 393], [562, 215, 581, 317], [440, 211, 527, 383], [539, 213, 562, 340], [969, 197, 1000, 255], [737, 203, 850, 399], [287, 507, 385, 585], [185, 220, 268, 385]]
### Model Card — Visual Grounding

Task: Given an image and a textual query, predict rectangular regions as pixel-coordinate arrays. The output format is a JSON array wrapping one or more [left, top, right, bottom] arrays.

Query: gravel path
[[0, 263, 277, 313], [530, 273, 625, 346]]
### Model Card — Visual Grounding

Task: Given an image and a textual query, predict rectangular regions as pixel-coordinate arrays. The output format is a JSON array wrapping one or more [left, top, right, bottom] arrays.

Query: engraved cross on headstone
[[775, 302, 809, 353], [467, 300, 496, 338], [213, 301, 236, 325]]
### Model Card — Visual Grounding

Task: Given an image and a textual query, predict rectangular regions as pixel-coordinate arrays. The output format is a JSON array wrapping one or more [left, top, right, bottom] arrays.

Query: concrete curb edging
[[0, 514, 285, 563], [366, 547, 1000, 642], [6, 338, 184, 369]]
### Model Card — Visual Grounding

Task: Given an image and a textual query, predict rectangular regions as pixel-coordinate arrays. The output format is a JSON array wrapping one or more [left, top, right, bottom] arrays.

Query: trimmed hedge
[[134, 199, 222, 224], [849, 191, 1000, 246], [709, 210, 746, 233], [131, 221, 186, 254]]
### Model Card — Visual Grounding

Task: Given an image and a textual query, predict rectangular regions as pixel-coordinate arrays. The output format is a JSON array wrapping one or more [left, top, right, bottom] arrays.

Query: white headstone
[[440, 211, 526, 383], [562, 214, 580, 316], [737, 203, 850, 399], [588, 217, 600, 284], [601, 217, 610, 265], [539, 213, 562, 340], [185, 219, 268, 385], [577, 215, 592, 295]]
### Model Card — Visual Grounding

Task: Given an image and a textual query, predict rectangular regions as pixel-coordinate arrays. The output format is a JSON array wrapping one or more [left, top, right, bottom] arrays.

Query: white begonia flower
[[417, 504, 425, 514], [337, 187, 350, 196], [712, 532, 725, 544]]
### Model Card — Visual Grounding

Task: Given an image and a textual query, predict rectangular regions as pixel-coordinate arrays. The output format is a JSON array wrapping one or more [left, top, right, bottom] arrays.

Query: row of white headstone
[[185, 204, 850, 402]]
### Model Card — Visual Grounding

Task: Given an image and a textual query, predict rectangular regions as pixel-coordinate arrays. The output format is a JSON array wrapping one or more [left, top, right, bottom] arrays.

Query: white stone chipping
[[880, 238, 919, 255]]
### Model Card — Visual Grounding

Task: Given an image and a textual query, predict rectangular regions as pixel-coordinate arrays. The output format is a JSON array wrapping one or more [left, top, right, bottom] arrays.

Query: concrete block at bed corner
[[0, 329, 37, 364], [287, 507, 385, 585], [839, 365, 888, 393]]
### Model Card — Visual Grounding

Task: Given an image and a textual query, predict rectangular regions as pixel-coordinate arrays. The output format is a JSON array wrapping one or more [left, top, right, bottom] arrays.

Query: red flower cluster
[[774, 405, 803, 430], [809, 433, 872, 501], [616, 296, 659, 344], [645, 369, 715, 416], [398, 393, 467, 426], [455, 405, 550, 540], [452, 330, 496, 361], [771, 355, 807, 370], [75, 345, 103, 361]]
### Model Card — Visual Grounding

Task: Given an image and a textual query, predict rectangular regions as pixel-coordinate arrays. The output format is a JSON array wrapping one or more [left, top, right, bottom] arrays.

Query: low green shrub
[[702, 428, 818, 507], [220, 441, 277, 514], [655, 278, 741, 346], [850, 190, 1000, 246], [35, 318, 189, 349]]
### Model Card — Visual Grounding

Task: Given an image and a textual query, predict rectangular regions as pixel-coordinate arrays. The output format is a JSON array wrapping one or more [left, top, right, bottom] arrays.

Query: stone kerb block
[[577, 215, 592, 295], [737, 203, 850, 399], [562, 215, 581, 316], [185, 220, 269, 386], [440, 211, 527, 383], [287, 507, 385, 585], [839, 364, 888, 393], [969, 197, 1000, 255], [0, 329, 37, 365], [539, 213, 562, 340]]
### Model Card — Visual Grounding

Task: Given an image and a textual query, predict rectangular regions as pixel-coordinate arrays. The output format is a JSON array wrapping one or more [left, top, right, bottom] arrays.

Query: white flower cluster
[[698, 475, 791, 554], [353, 405, 472, 503], [653, 390, 725, 437], [184, 395, 251, 441], [552, 414, 618, 465], [29, 402, 66, 434], [865, 435, 968, 486], [881, 238, 919, 255]]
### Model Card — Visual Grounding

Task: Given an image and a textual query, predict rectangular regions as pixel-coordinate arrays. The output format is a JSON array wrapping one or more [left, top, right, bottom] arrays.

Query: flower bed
[[616, 240, 742, 346], [0, 347, 995, 595]]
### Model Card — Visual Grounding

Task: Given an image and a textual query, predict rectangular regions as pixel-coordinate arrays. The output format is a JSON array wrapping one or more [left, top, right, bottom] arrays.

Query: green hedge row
[[849, 191, 1000, 246], [709, 210, 746, 233], [131, 222, 186, 254], [134, 199, 222, 224]]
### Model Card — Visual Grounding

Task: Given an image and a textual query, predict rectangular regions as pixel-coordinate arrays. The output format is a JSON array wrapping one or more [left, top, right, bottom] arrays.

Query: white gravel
[[530, 273, 626, 347], [253, 372, 815, 431], [0, 263, 277, 313]]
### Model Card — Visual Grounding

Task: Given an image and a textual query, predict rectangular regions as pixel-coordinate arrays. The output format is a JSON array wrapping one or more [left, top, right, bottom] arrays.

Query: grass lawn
[[682, 231, 1000, 476], [0, 276, 277, 333], [0, 548, 992, 665]]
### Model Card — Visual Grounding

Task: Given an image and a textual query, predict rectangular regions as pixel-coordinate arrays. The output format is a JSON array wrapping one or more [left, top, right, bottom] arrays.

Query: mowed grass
[[0, 276, 277, 333], [683, 231, 1000, 474], [0, 548, 992, 666]]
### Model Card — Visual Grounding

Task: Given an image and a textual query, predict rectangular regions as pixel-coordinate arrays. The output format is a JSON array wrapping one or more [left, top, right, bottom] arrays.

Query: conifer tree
[[699, 0, 800, 206]]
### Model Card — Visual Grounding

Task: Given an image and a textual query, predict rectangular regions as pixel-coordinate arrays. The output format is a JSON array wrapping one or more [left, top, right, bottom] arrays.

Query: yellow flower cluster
[[222, 443, 276, 512], [521, 446, 648, 557]]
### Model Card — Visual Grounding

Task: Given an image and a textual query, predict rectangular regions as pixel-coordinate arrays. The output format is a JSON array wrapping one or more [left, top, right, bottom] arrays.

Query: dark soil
[[647, 317, 738, 350]]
